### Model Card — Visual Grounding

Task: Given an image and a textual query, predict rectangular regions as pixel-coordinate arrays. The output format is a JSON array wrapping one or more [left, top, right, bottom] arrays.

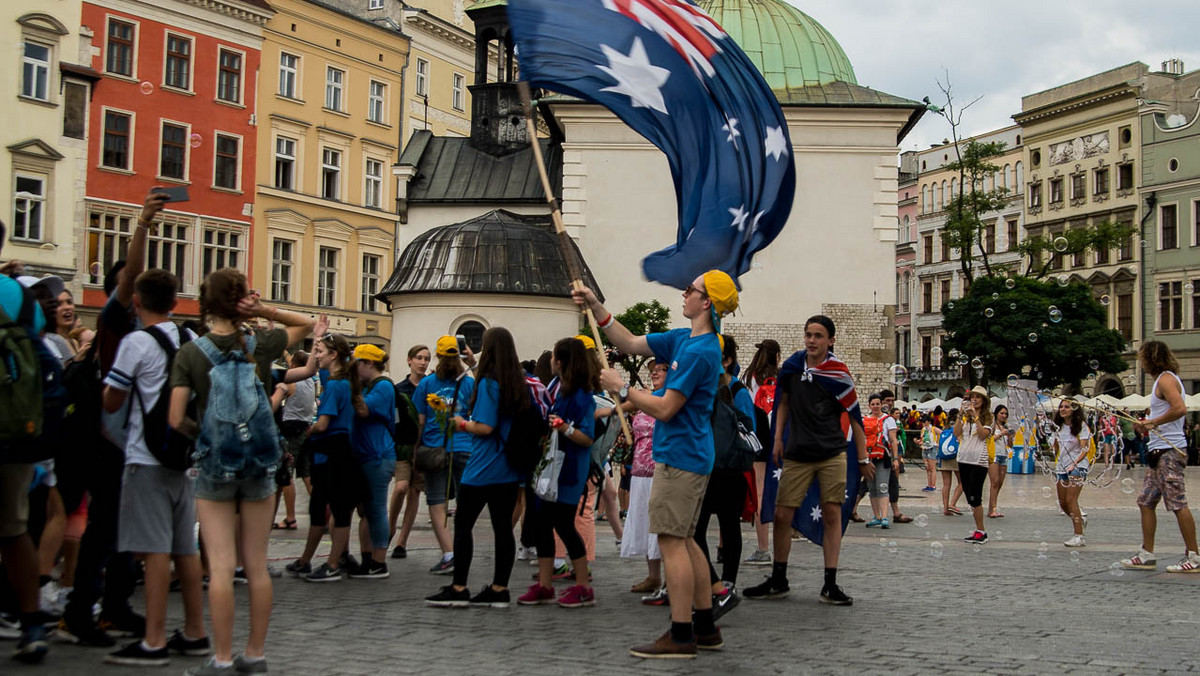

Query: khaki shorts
[[0, 463, 35, 538], [648, 464, 708, 538], [777, 455, 846, 508], [393, 459, 425, 491]]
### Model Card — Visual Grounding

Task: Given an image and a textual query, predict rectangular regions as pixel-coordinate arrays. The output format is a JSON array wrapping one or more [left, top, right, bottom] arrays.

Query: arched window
[[1015, 161, 1024, 186], [920, 185, 926, 213], [453, 319, 487, 353], [949, 178, 957, 201], [934, 183, 941, 209]]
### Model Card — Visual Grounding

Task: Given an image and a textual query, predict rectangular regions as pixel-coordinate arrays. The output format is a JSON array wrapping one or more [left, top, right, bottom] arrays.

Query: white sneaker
[[1166, 551, 1200, 573], [516, 547, 530, 561], [1119, 549, 1157, 570], [1063, 534, 1086, 548], [40, 580, 64, 615]]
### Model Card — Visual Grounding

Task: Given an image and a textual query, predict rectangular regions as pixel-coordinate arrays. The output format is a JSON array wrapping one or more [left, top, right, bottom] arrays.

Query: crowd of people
[[1, 188, 1198, 669]]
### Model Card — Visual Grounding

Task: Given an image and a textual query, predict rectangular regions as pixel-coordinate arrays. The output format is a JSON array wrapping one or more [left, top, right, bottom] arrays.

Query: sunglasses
[[684, 284, 708, 299]]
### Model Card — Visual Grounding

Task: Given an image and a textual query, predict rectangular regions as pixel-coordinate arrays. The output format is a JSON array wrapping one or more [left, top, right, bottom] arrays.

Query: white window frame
[[157, 119, 191, 182], [270, 238, 294, 302], [279, 52, 299, 99], [361, 253, 381, 312], [364, 157, 383, 208], [368, 0, 383, 8], [325, 66, 345, 112], [415, 58, 429, 97], [146, 218, 192, 293], [163, 31, 194, 92], [368, 80, 387, 124], [212, 132, 242, 191], [1158, 279, 1184, 332], [21, 42, 52, 102], [273, 135, 297, 191], [200, 222, 246, 276], [452, 72, 465, 111], [321, 147, 342, 200], [84, 205, 135, 288], [103, 16, 138, 78], [215, 46, 245, 105], [100, 106, 135, 171], [317, 246, 339, 307], [12, 174, 47, 242]]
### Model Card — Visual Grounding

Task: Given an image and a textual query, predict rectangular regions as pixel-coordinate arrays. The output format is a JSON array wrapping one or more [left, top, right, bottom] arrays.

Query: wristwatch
[[618, 383, 629, 399], [858, 458, 870, 465]]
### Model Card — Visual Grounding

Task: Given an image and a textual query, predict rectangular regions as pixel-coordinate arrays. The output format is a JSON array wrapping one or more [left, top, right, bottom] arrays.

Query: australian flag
[[507, 0, 796, 289], [759, 350, 862, 547]]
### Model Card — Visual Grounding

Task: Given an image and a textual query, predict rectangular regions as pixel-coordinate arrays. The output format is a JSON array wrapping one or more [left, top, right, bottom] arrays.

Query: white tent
[[916, 398, 944, 412], [943, 397, 964, 410], [1118, 394, 1150, 410], [1091, 394, 1123, 409], [1186, 393, 1200, 412]]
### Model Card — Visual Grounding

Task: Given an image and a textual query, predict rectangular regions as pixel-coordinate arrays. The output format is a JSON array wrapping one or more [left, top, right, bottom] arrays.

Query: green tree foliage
[[940, 275, 1127, 388], [941, 140, 1012, 281], [593, 300, 671, 386], [1015, 220, 1137, 280]]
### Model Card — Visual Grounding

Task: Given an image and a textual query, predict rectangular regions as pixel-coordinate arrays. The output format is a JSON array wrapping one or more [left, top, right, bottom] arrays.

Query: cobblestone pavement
[[17, 465, 1200, 675]]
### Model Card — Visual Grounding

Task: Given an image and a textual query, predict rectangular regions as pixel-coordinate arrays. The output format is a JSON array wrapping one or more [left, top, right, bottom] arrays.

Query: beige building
[[4, 4, 97, 287], [253, 0, 410, 347]]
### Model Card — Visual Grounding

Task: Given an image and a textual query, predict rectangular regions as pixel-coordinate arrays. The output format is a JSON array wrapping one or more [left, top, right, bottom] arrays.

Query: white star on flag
[[722, 117, 740, 144], [597, 37, 671, 115], [810, 506, 822, 522], [728, 205, 749, 232], [764, 126, 789, 160], [772, 468, 782, 481]]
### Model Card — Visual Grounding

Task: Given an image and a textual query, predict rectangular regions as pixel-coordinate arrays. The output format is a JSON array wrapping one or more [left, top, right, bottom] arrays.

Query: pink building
[[893, 150, 920, 398]]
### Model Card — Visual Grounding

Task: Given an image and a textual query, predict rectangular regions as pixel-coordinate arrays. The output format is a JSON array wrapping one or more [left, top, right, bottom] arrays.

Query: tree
[[941, 139, 1012, 281], [1015, 220, 1136, 280], [594, 299, 670, 386], [939, 275, 1127, 389]]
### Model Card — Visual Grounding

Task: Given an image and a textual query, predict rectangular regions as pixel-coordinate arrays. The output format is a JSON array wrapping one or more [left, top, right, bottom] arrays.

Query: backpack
[[863, 415, 888, 461], [711, 387, 760, 472], [587, 392, 622, 480], [752, 377, 776, 414], [937, 427, 959, 459], [732, 381, 771, 455], [393, 388, 420, 462], [61, 342, 103, 453], [192, 332, 281, 479], [0, 284, 43, 446], [503, 384, 550, 475], [128, 325, 195, 471]]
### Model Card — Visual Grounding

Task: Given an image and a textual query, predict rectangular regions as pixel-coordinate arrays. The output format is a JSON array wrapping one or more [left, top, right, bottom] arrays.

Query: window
[[1160, 281, 1183, 331], [1028, 182, 1042, 208], [102, 111, 132, 170], [213, 134, 239, 190], [364, 159, 383, 208], [274, 137, 296, 190], [368, 81, 386, 123], [105, 19, 134, 76], [1116, 293, 1133, 341], [921, 335, 932, 368], [1072, 244, 1085, 268], [86, 208, 133, 287], [898, 272, 910, 310], [201, 226, 241, 275], [1070, 173, 1085, 201], [148, 221, 189, 287], [921, 282, 932, 314], [1117, 163, 1134, 191], [452, 73, 465, 111], [325, 66, 344, 111], [160, 122, 188, 180], [940, 279, 951, 308], [940, 234, 949, 262], [22, 43, 50, 101], [318, 247, 338, 306], [415, 58, 429, 97], [12, 176, 45, 241], [217, 49, 242, 103], [1094, 167, 1109, 196], [1118, 233, 1133, 261], [165, 34, 192, 90], [1161, 204, 1178, 250], [1048, 178, 1063, 204], [279, 52, 298, 98], [321, 148, 341, 199], [361, 254, 380, 312], [985, 222, 996, 254], [63, 83, 88, 139], [923, 234, 933, 263], [1195, 200, 1200, 247], [1192, 279, 1200, 330], [271, 239, 293, 302], [1095, 244, 1109, 265], [1007, 220, 1019, 251], [456, 321, 486, 353], [369, 0, 384, 8]]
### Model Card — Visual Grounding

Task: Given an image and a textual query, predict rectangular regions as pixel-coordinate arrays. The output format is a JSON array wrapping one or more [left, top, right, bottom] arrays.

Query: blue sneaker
[[864, 518, 882, 528], [880, 518, 890, 529], [921, 486, 938, 492], [13, 624, 49, 664]]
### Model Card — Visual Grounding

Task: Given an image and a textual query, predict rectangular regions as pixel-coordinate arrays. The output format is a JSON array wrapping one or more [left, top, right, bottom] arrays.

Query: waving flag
[[507, 0, 796, 289], [759, 350, 862, 547]]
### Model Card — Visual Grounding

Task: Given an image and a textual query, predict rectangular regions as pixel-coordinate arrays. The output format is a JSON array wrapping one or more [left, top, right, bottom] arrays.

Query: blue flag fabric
[[759, 350, 862, 547], [507, 0, 796, 289]]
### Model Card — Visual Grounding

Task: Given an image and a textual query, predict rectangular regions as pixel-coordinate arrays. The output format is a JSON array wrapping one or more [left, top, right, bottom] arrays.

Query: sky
[[786, 0, 1200, 152]]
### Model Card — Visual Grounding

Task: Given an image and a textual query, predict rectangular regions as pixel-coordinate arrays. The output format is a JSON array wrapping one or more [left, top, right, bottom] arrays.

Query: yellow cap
[[353, 344, 387, 362], [435, 335, 459, 357], [702, 270, 739, 317], [574, 334, 596, 351]]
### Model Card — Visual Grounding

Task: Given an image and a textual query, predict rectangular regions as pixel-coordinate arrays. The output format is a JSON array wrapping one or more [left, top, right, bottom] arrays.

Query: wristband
[[564, 424, 576, 439], [597, 313, 614, 329], [458, 420, 468, 432]]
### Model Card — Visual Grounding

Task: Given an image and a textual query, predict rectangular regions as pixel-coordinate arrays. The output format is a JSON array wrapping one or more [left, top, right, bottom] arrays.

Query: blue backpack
[[937, 427, 959, 460], [191, 332, 281, 479]]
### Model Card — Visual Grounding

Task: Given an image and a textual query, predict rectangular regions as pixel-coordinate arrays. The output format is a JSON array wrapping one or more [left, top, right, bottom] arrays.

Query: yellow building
[[400, 0, 480, 139], [3, 4, 97, 288], [253, 0, 410, 348]]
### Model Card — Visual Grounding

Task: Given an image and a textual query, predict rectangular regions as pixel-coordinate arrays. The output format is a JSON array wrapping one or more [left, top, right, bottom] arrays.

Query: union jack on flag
[[507, 0, 795, 289]]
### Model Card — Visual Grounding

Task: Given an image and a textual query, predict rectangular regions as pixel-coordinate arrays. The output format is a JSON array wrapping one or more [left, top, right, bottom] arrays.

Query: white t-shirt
[[103, 321, 194, 466], [1054, 424, 1092, 473], [956, 422, 992, 467]]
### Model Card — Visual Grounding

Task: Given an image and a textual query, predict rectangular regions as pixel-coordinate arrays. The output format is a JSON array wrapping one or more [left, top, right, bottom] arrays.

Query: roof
[[399, 131, 562, 203], [377, 210, 602, 300]]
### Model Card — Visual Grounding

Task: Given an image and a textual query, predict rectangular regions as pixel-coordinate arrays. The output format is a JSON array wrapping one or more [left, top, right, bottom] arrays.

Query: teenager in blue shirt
[[426, 327, 531, 608], [575, 269, 738, 659], [350, 344, 395, 579]]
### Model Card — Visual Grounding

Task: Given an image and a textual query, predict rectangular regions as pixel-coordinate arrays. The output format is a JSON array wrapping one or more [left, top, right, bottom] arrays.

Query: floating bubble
[[887, 541, 897, 554], [1005, 278, 1016, 290], [914, 514, 929, 528], [1142, 239, 1150, 248], [956, 353, 969, 366], [929, 542, 944, 559], [1034, 530, 1043, 539], [984, 308, 995, 318], [947, 302, 955, 310], [1186, 283, 1195, 295], [189, 133, 203, 148], [1010, 303, 1017, 310], [930, 346, 943, 363], [1037, 541, 1049, 553], [879, 538, 888, 548], [1053, 236, 1069, 252], [1036, 371, 1044, 380], [972, 544, 982, 554], [1110, 562, 1125, 577], [14, 199, 29, 214], [1048, 304, 1058, 313], [1028, 333, 1038, 343], [1069, 551, 1080, 563], [1037, 552, 1048, 561], [888, 364, 909, 386], [1042, 486, 1052, 499], [992, 292, 1000, 300], [1049, 308, 1063, 323], [1100, 294, 1110, 306], [944, 533, 951, 540], [139, 81, 154, 95], [1086, 372, 1097, 382], [1088, 359, 1099, 370], [994, 530, 1004, 540], [1121, 478, 1135, 494], [1057, 275, 1069, 287], [1007, 374, 1019, 387], [970, 357, 984, 370]]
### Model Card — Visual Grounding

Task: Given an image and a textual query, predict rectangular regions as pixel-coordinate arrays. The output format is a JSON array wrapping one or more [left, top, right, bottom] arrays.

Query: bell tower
[[465, 1, 528, 155]]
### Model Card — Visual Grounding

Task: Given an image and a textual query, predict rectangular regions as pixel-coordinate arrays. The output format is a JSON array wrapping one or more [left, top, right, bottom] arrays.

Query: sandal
[[893, 515, 913, 524], [283, 518, 298, 530], [849, 513, 866, 523], [948, 507, 963, 515], [943, 508, 961, 516], [988, 512, 1005, 519]]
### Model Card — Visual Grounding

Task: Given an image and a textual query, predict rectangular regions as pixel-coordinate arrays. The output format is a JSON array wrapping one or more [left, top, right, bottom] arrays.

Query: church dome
[[693, 0, 856, 91]]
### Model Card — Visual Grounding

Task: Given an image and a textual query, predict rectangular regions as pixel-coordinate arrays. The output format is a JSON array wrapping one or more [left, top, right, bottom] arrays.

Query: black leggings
[[694, 470, 747, 586], [534, 499, 586, 562], [308, 435, 366, 528], [452, 482, 519, 588], [958, 463, 988, 508]]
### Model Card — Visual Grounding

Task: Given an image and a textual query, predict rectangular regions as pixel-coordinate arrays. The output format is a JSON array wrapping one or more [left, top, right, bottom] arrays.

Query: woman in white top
[[954, 386, 993, 544], [1053, 399, 1092, 547], [988, 404, 1015, 518]]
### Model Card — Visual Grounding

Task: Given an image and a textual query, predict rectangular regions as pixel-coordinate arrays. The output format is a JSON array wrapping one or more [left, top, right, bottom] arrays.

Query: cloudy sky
[[787, 0, 1200, 152]]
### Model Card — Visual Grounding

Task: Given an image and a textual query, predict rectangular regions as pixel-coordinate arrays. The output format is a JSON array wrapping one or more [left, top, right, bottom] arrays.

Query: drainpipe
[[1137, 191, 1156, 392]]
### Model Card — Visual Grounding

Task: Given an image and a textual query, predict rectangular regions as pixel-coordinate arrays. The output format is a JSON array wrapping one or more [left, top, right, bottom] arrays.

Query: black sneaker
[[284, 559, 312, 576], [304, 563, 343, 583], [56, 615, 115, 646], [233, 654, 269, 673], [339, 553, 361, 576], [819, 585, 853, 606], [232, 568, 248, 585], [391, 545, 407, 560], [349, 561, 389, 579], [13, 624, 49, 664], [167, 629, 212, 656], [743, 577, 790, 600], [424, 585, 470, 607], [469, 586, 511, 608], [104, 639, 169, 666], [712, 585, 740, 621], [98, 609, 146, 638]]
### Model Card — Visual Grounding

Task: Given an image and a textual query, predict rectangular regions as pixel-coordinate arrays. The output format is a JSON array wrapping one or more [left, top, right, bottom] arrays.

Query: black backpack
[[61, 342, 102, 454], [393, 387, 421, 456], [711, 386, 759, 472], [503, 385, 549, 475], [128, 325, 195, 471], [731, 381, 772, 454]]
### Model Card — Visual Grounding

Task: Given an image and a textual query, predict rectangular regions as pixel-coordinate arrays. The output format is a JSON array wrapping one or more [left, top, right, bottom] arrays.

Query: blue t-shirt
[[645, 328, 722, 475], [0, 276, 45, 335], [733, 384, 756, 433], [352, 377, 396, 463], [312, 378, 354, 464], [460, 378, 522, 487], [413, 372, 475, 453], [551, 386, 596, 506]]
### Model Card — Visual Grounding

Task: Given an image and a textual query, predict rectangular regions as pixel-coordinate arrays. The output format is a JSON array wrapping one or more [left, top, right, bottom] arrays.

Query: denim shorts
[[1055, 468, 1088, 484], [195, 471, 276, 502]]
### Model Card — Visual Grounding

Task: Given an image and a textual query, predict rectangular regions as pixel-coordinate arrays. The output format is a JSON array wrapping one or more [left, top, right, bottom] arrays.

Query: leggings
[[888, 461, 900, 503], [534, 499, 586, 562], [958, 463, 988, 508], [694, 470, 747, 586], [452, 482, 519, 588], [308, 434, 365, 528]]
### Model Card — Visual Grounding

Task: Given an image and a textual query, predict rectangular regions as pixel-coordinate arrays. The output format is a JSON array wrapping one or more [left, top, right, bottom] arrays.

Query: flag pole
[[518, 81, 633, 445]]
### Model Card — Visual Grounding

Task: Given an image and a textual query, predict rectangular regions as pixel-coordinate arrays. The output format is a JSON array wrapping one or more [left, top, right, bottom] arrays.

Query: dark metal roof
[[377, 210, 602, 300], [398, 131, 562, 203]]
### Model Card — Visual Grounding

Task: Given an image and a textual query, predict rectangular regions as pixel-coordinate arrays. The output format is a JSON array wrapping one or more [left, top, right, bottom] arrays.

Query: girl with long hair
[[426, 328, 531, 608], [954, 387, 993, 544], [1053, 399, 1092, 548], [742, 339, 780, 566], [389, 344, 430, 560], [350, 345, 395, 579], [168, 268, 315, 674], [988, 404, 1015, 518]]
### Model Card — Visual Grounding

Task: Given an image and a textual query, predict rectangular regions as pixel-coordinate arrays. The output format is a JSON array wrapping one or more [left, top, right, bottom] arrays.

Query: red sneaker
[[556, 584, 595, 608], [516, 583, 555, 605]]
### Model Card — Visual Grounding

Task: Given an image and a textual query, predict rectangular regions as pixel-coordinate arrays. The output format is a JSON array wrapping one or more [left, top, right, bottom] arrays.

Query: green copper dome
[[696, 0, 857, 93]]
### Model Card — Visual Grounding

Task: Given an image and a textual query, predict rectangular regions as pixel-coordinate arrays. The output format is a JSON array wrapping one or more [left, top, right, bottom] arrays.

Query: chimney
[[1161, 59, 1185, 75]]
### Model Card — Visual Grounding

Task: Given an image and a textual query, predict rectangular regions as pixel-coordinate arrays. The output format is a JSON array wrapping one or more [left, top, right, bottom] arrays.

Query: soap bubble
[[1053, 236, 1069, 252], [914, 514, 929, 528], [972, 544, 982, 554], [1049, 308, 1063, 323], [1037, 552, 1048, 561], [887, 541, 897, 554], [888, 364, 909, 385], [139, 81, 154, 95], [1037, 541, 1049, 553], [879, 538, 888, 548], [992, 292, 1000, 300], [1142, 239, 1150, 248], [1042, 486, 1052, 499], [1048, 304, 1058, 313], [970, 357, 983, 370], [930, 346, 943, 363], [930, 542, 944, 559], [1121, 478, 1135, 494], [984, 308, 994, 318], [1069, 551, 1080, 563], [956, 353, 969, 366], [947, 301, 955, 310], [994, 530, 1003, 540], [1057, 275, 1069, 287], [1009, 303, 1017, 310], [1034, 530, 1043, 539], [1028, 333, 1038, 343], [1007, 374, 1019, 387], [1185, 283, 1195, 295], [1036, 371, 1044, 380], [189, 133, 203, 148], [1100, 294, 1110, 306], [1110, 563, 1125, 577], [1005, 278, 1016, 289], [1088, 359, 1099, 370], [14, 199, 29, 214]]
